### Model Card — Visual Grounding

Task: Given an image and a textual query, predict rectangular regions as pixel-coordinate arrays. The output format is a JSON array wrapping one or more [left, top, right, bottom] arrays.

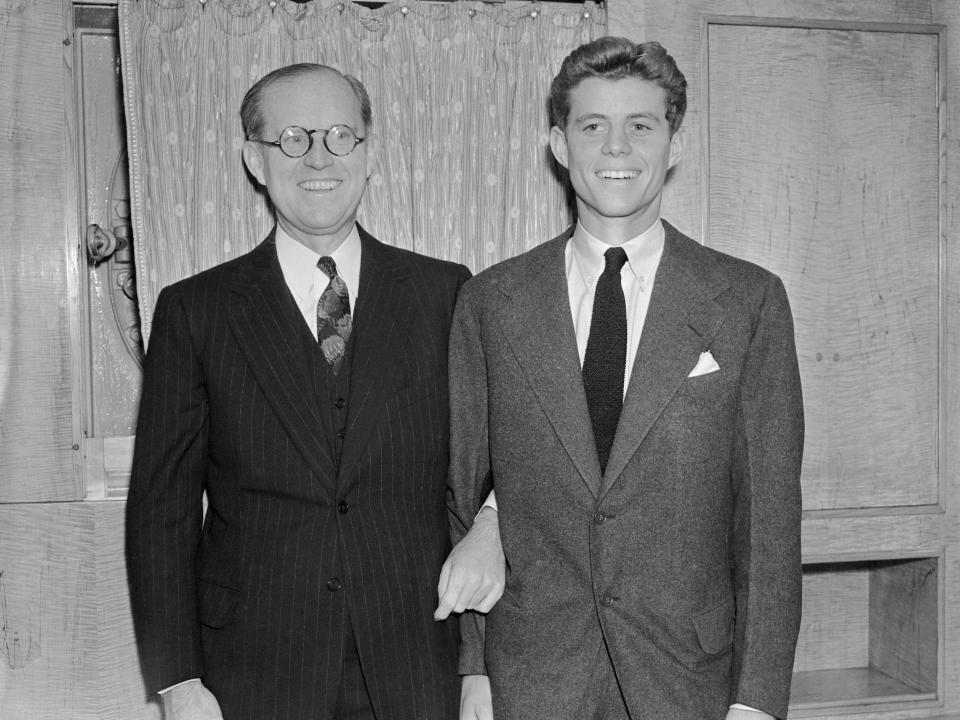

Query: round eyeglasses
[[253, 125, 365, 158]]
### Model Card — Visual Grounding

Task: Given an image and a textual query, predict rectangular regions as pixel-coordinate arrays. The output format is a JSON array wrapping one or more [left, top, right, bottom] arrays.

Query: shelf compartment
[[790, 555, 938, 712]]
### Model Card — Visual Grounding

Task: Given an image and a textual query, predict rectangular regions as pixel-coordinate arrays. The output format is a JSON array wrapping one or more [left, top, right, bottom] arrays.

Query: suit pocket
[[693, 597, 734, 655], [197, 579, 240, 629]]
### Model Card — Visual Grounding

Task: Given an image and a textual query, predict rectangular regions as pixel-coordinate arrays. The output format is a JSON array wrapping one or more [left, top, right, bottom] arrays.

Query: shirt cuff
[[730, 704, 763, 712], [158, 678, 201, 695], [476, 489, 498, 518]]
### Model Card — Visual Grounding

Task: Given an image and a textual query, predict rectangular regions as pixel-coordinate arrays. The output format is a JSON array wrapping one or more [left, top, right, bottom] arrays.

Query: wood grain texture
[[705, 22, 940, 512], [0, 502, 157, 720], [0, 0, 77, 501], [795, 565, 871, 672], [869, 558, 938, 694]]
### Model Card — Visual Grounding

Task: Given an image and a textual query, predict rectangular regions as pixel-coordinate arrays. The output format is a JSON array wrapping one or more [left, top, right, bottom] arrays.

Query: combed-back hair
[[549, 37, 687, 134], [240, 62, 372, 139]]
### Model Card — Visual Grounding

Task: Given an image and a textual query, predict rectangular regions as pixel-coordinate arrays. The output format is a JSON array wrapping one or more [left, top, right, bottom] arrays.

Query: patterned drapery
[[119, 0, 606, 343]]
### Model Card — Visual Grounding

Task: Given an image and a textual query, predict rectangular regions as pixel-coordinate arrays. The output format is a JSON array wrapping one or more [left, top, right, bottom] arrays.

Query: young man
[[126, 63, 496, 720], [448, 37, 804, 720]]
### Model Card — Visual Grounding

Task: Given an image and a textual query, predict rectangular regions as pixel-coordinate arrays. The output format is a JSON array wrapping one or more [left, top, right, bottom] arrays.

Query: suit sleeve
[[125, 284, 209, 693], [729, 273, 804, 718], [446, 281, 495, 676]]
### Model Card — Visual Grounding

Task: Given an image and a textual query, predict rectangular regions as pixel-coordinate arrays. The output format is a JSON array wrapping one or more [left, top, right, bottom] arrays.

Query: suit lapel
[[494, 232, 603, 497], [338, 230, 413, 483], [227, 231, 338, 486], [600, 224, 728, 497]]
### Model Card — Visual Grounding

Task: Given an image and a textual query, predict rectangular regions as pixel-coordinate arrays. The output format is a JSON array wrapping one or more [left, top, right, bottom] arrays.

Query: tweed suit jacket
[[448, 221, 804, 720], [126, 226, 470, 720]]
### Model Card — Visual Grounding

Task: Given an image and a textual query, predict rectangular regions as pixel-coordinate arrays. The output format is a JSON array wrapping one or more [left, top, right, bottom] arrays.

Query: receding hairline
[[241, 63, 372, 139], [261, 67, 358, 111]]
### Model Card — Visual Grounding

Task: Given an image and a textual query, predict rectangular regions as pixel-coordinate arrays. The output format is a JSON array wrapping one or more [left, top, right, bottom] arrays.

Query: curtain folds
[[119, 0, 606, 342]]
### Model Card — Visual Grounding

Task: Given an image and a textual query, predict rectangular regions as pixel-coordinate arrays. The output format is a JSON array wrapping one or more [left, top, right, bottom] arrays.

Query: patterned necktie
[[316, 256, 352, 373], [582, 246, 628, 474]]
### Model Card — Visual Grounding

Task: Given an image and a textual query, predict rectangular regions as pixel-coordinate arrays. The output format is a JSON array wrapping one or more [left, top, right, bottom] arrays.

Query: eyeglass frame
[[250, 124, 366, 158]]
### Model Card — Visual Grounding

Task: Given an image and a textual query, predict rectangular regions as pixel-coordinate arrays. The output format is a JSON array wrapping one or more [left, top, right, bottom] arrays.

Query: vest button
[[338, 500, 350, 514], [336, 428, 345, 439], [327, 578, 342, 592], [334, 397, 346, 409]]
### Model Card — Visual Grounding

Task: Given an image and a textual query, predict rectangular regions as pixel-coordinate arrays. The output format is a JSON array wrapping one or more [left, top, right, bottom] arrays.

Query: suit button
[[593, 511, 607, 525], [334, 397, 346, 409], [336, 428, 345, 439], [338, 500, 350, 514], [327, 578, 342, 592], [600, 594, 615, 607]]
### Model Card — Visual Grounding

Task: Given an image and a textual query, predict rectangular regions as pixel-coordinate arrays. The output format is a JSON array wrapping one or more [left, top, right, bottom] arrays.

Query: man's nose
[[603, 127, 632, 156], [302, 134, 333, 168]]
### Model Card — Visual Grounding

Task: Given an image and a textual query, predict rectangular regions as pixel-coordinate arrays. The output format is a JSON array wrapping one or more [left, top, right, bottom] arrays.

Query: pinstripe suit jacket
[[448, 222, 803, 719], [126, 226, 470, 720]]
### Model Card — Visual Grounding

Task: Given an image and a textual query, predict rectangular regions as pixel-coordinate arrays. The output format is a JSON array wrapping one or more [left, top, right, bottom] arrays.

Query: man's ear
[[549, 125, 569, 170], [242, 141, 266, 186], [365, 131, 378, 179], [668, 127, 686, 169]]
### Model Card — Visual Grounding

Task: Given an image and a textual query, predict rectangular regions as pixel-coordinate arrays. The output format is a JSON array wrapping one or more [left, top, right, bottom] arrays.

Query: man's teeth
[[300, 179, 341, 191], [597, 170, 639, 179]]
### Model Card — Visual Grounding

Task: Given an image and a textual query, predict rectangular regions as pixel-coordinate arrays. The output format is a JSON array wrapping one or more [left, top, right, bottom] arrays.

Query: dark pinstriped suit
[[126, 226, 470, 720]]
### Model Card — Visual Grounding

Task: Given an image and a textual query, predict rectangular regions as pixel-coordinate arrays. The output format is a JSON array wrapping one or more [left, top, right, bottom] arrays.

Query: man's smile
[[299, 178, 342, 192], [596, 169, 640, 180]]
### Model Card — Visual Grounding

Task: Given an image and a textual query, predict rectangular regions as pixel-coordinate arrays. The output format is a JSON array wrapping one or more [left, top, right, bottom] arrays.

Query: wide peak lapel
[[228, 235, 338, 485], [338, 233, 412, 482], [600, 228, 728, 495], [494, 234, 602, 496]]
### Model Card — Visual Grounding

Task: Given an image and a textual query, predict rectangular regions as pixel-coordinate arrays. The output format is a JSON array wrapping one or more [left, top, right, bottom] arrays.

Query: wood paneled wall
[[0, 1, 156, 718]]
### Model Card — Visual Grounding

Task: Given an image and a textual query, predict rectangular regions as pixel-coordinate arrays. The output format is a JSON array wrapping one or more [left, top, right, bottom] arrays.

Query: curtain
[[119, 0, 606, 343]]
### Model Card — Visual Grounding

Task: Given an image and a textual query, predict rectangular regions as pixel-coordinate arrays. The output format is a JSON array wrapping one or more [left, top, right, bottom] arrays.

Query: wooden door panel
[[704, 19, 942, 511]]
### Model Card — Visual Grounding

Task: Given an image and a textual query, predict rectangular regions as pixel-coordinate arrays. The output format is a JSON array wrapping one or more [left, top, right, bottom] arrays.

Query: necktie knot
[[318, 256, 338, 279], [603, 246, 628, 274]]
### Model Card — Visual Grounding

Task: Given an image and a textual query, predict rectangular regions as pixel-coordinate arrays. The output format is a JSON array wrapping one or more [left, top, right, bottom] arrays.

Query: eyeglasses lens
[[325, 126, 356, 156], [279, 127, 311, 157]]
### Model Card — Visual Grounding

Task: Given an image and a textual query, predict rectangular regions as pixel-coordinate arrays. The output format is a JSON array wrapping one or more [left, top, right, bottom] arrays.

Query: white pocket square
[[688, 350, 720, 377]]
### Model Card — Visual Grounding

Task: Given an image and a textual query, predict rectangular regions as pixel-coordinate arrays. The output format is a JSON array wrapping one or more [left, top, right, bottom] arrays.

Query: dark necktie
[[316, 256, 352, 374], [582, 246, 628, 474]]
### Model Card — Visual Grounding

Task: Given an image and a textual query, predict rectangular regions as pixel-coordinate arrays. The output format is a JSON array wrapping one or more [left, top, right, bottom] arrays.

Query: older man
[[127, 63, 495, 720]]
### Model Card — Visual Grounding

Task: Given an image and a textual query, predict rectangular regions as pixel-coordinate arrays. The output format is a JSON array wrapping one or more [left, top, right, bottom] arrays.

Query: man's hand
[[460, 674, 494, 720], [726, 708, 774, 720], [161, 680, 223, 720], [435, 507, 504, 620]]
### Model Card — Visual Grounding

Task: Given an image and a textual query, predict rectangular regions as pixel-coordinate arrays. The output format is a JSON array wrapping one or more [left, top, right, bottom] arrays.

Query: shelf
[[791, 667, 936, 710], [791, 556, 938, 711]]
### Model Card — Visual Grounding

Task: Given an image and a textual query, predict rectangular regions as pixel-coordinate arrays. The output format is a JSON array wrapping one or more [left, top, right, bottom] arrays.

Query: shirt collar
[[569, 219, 665, 290], [275, 224, 362, 305]]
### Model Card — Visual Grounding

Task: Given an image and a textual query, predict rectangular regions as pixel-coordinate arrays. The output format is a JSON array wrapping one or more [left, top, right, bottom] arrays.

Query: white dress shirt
[[566, 219, 664, 394], [275, 225, 362, 339]]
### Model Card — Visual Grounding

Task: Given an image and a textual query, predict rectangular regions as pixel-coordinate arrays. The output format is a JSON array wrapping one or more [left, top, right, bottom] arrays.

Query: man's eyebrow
[[572, 112, 610, 124], [626, 112, 664, 123]]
